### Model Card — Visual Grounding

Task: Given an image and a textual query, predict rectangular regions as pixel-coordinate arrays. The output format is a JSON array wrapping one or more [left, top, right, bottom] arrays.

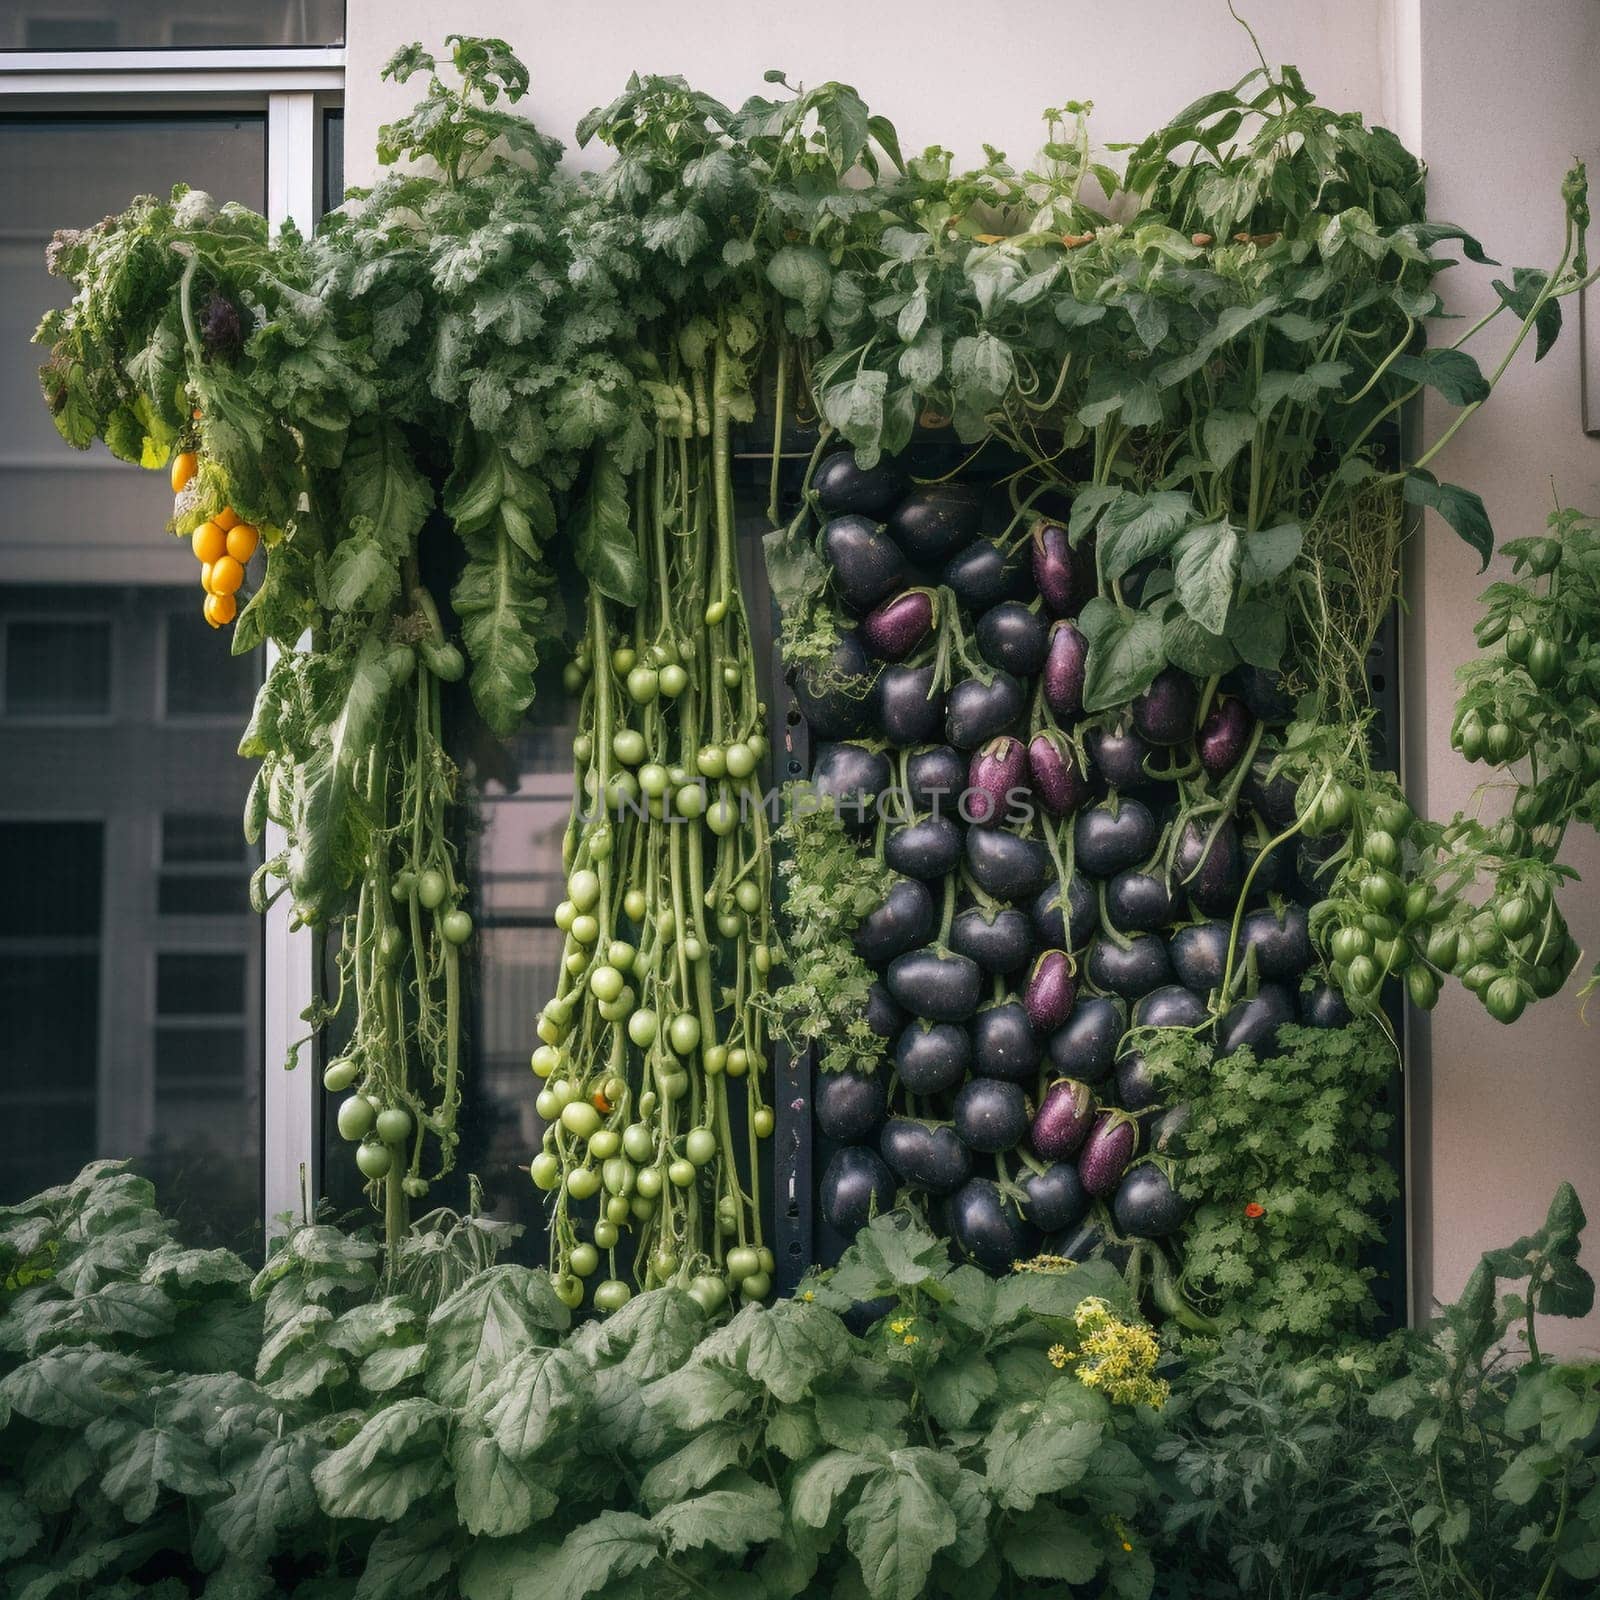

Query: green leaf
[[425, 1265, 569, 1408], [767, 245, 834, 336], [480, 1345, 589, 1459], [693, 1298, 854, 1404], [984, 1407, 1102, 1512], [1390, 347, 1491, 406], [1404, 470, 1493, 569], [0, 1484, 43, 1562], [1492, 267, 1562, 362], [452, 521, 548, 736], [102, 1424, 227, 1524], [311, 1397, 450, 1523], [1173, 520, 1240, 635], [1238, 522, 1303, 589], [337, 418, 431, 547], [449, 1428, 558, 1539], [1002, 1504, 1102, 1582], [645, 1362, 760, 1431], [1227, 597, 1287, 669], [949, 332, 1014, 404], [535, 1511, 660, 1600], [355, 1518, 456, 1600], [1082, 609, 1165, 713], [791, 1449, 876, 1530], [1098, 491, 1192, 581], [845, 1450, 961, 1600], [920, 1356, 998, 1431], [567, 1286, 705, 1383], [820, 369, 888, 464], [1162, 609, 1237, 677], [324, 520, 402, 614], [1201, 408, 1256, 472], [571, 452, 643, 607], [198, 1436, 320, 1567], [639, 1421, 754, 1512], [0, 1348, 149, 1427], [652, 1476, 783, 1556], [1256, 361, 1350, 415]]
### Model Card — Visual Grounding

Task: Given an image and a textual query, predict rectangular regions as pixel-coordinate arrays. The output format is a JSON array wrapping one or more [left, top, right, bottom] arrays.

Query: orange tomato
[[225, 523, 259, 563], [192, 521, 226, 563], [209, 555, 244, 596], [200, 561, 215, 592], [170, 450, 198, 494], [204, 592, 236, 628], [213, 507, 240, 532]]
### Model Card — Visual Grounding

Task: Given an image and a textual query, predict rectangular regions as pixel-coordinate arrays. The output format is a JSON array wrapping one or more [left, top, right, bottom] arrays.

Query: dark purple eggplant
[[1134, 984, 1209, 1031], [952, 1078, 1029, 1153], [854, 878, 936, 965], [1242, 836, 1300, 901], [813, 450, 911, 518], [866, 982, 904, 1040], [1168, 920, 1231, 995], [887, 947, 983, 1022], [968, 737, 1028, 827], [814, 1071, 887, 1143], [1031, 1077, 1095, 1160], [1239, 904, 1313, 981], [822, 515, 911, 612], [1074, 798, 1159, 878], [906, 745, 966, 815], [1043, 621, 1088, 718], [1086, 726, 1155, 792], [976, 601, 1049, 677], [1216, 983, 1296, 1058], [949, 906, 1032, 974], [1300, 982, 1353, 1029], [1113, 1050, 1162, 1111], [1243, 761, 1299, 830], [1086, 934, 1174, 999], [820, 1146, 896, 1236], [946, 671, 1025, 749], [1225, 664, 1296, 725], [965, 827, 1050, 902], [813, 742, 890, 832], [885, 815, 963, 880], [1174, 816, 1244, 916], [862, 589, 935, 662], [889, 482, 983, 562], [1105, 870, 1175, 933], [842, 1294, 897, 1335], [1197, 696, 1253, 776], [1132, 668, 1199, 747], [1046, 996, 1124, 1084], [946, 1177, 1038, 1275], [1025, 949, 1077, 1033], [1032, 521, 1076, 616], [971, 1000, 1040, 1083], [794, 631, 874, 740], [1032, 875, 1099, 950], [879, 1119, 971, 1196], [1112, 1163, 1188, 1238], [1144, 1102, 1192, 1158], [942, 538, 1030, 609], [1078, 1111, 1140, 1197], [1051, 1218, 1110, 1264], [1019, 1162, 1090, 1233], [874, 663, 947, 745], [895, 1020, 972, 1095], [1028, 729, 1090, 819]]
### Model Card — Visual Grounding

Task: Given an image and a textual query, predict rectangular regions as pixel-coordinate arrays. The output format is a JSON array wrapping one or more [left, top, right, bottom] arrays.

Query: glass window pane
[[0, 118, 267, 1249], [1, 4, 344, 49], [4, 618, 111, 716]]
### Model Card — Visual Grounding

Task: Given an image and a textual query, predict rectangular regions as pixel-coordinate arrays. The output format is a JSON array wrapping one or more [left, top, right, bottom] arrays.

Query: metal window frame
[[0, 45, 344, 1242]]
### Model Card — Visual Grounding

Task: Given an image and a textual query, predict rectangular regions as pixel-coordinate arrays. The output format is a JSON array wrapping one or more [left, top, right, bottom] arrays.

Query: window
[[2, 615, 112, 717], [163, 613, 259, 719], [0, 5, 345, 50], [159, 811, 251, 915]]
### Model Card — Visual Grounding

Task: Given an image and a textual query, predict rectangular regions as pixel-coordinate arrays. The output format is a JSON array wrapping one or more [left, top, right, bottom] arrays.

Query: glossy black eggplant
[[1242, 835, 1300, 900], [888, 482, 983, 562], [1032, 874, 1099, 950], [1074, 798, 1159, 877], [822, 514, 910, 612], [793, 631, 873, 740], [884, 814, 963, 880], [965, 827, 1050, 902], [1216, 983, 1297, 1057], [874, 663, 947, 745], [842, 1295, 897, 1335], [1168, 920, 1231, 994], [946, 1177, 1038, 1275], [886, 946, 983, 1022], [1300, 982, 1353, 1029], [1046, 995, 1124, 1084], [1143, 1102, 1191, 1158], [1019, 1162, 1091, 1233], [952, 1078, 1029, 1153], [1043, 621, 1088, 718], [1112, 1163, 1189, 1239], [1113, 1050, 1162, 1112], [819, 1146, 896, 1236], [1243, 761, 1299, 830], [895, 1020, 972, 1096], [812, 742, 891, 832], [970, 1000, 1041, 1082], [1086, 726, 1155, 791], [1086, 933, 1174, 999], [1225, 664, 1296, 725], [946, 670, 1026, 749], [942, 538, 1030, 609], [1132, 668, 1199, 746], [1134, 984, 1209, 1031], [976, 601, 1049, 677], [1105, 869, 1175, 933], [949, 906, 1032, 974], [854, 878, 936, 965], [814, 1071, 887, 1143], [906, 745, 967, 814], [879, 1119, 971, 1195], [866, 982, 904, 1040], [1197, 696, 1253, 776], [1239, 904, 1313, 981], [813, 450, 911, 518], [1174, 816, 1244, 916]]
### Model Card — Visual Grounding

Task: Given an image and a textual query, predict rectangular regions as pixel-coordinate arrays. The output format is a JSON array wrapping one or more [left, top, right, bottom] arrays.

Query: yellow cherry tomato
[[203, 591, 236, 628], [225, 523, 259, 563], [170, 450, 198, 494], [200, 561, 214, 592], [213, 506, 239, 532], [209, 555, 244, 596], [192, 521, 226, 563]]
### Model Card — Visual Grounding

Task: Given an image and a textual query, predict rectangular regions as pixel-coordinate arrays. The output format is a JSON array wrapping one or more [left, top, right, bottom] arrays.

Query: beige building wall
[[342, 0, 1600, 1348]]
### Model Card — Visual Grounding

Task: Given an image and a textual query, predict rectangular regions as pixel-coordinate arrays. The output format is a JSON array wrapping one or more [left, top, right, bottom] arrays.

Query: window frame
[[0, 42, 344, 1240], [0, 608, 116, 723]]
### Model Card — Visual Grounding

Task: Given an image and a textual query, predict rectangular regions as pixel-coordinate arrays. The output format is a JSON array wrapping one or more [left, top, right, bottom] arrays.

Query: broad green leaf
[[140, 1243, 252, 1294], [984, 1408, 1102, 1511], [425, 1265, 569, 1407], [1227, 597, 1287, 670], [0, 1347, 149, 1427], [814, 1382, 911, 1453], [920, 1356, 998, 1430], [1068, 483, 1122, 544], [821, 369, 888, 465], [567, 1286, 704, 1383], [1002, 1503, 1102, 1582], [1238, 522, 1303, 589], [639, 1421, 754, 1512], [652, 1476, 783, 1556], [1098, 491, 1191, 581], [845, 1450, 960, 1600], [337, 417, 431, 546], [1390, 347, 1491, 406], [1404, 470, 1493, 569], [1201, 408, 1255, 472], [198, 1436, 320, 1567], [311, 1397, 450, 1523], [1256, 361, 1350, 415], [899, 326, 943, 388], [360, 1342, 429, 1393], [949, 332, 1014, 403], [1173, 520, 1240, 635], [450, 1428, 558, 1539], [767, 245, 833, 336], [1082, 609, 1165, 713], [452, 524, 549, 736], [0, 1483, 42, 1562], [571, 452, 643, 608], [481, 1345, 589, 1459], [1162, 609, 1237, 677], [102, 1424, 227, 1524], [693, 1298, 853, 1404], [323, 523, 401, 614], [355, 1518, 456, 1600], [644, 1362, 760, 1431], [791, 1449, 876, 1530], [534, 1511, 660, 1600], [1491, 267, 1562, 361]]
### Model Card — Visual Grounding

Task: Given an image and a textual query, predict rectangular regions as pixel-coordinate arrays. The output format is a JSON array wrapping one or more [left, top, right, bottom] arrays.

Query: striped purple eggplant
[[968, 736, 1026, 826], [861, 588, 935, 662], [1197, 696, 1254, 776], [1028, 728, 1090, 818], [1078, 1110, 1141, 1196], [1025, 948, 1077, 1032], [1032, 520, 1076, 616], [1031, 1076, 1096, 1160], [1043, 620, 1087, 716]]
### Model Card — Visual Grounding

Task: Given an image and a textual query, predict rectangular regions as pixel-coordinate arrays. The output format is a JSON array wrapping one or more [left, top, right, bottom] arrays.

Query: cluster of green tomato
[[390, 863, 474, 947], [324, 1058, 423, 1192]]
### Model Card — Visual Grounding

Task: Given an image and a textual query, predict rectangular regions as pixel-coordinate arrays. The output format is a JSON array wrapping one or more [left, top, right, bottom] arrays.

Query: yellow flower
[[1070, 1298, 1169, 1409], [902, 1333, 919, 1346], [800, 1290, 815, 1302], [1047, 1343, 1069, 1370], [889, 1318, 908, 1334]]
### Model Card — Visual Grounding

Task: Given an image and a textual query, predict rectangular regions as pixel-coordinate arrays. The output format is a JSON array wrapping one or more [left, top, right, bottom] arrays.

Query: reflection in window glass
[[0, 115, 268, 1250], [0, 3, 344, 49]]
